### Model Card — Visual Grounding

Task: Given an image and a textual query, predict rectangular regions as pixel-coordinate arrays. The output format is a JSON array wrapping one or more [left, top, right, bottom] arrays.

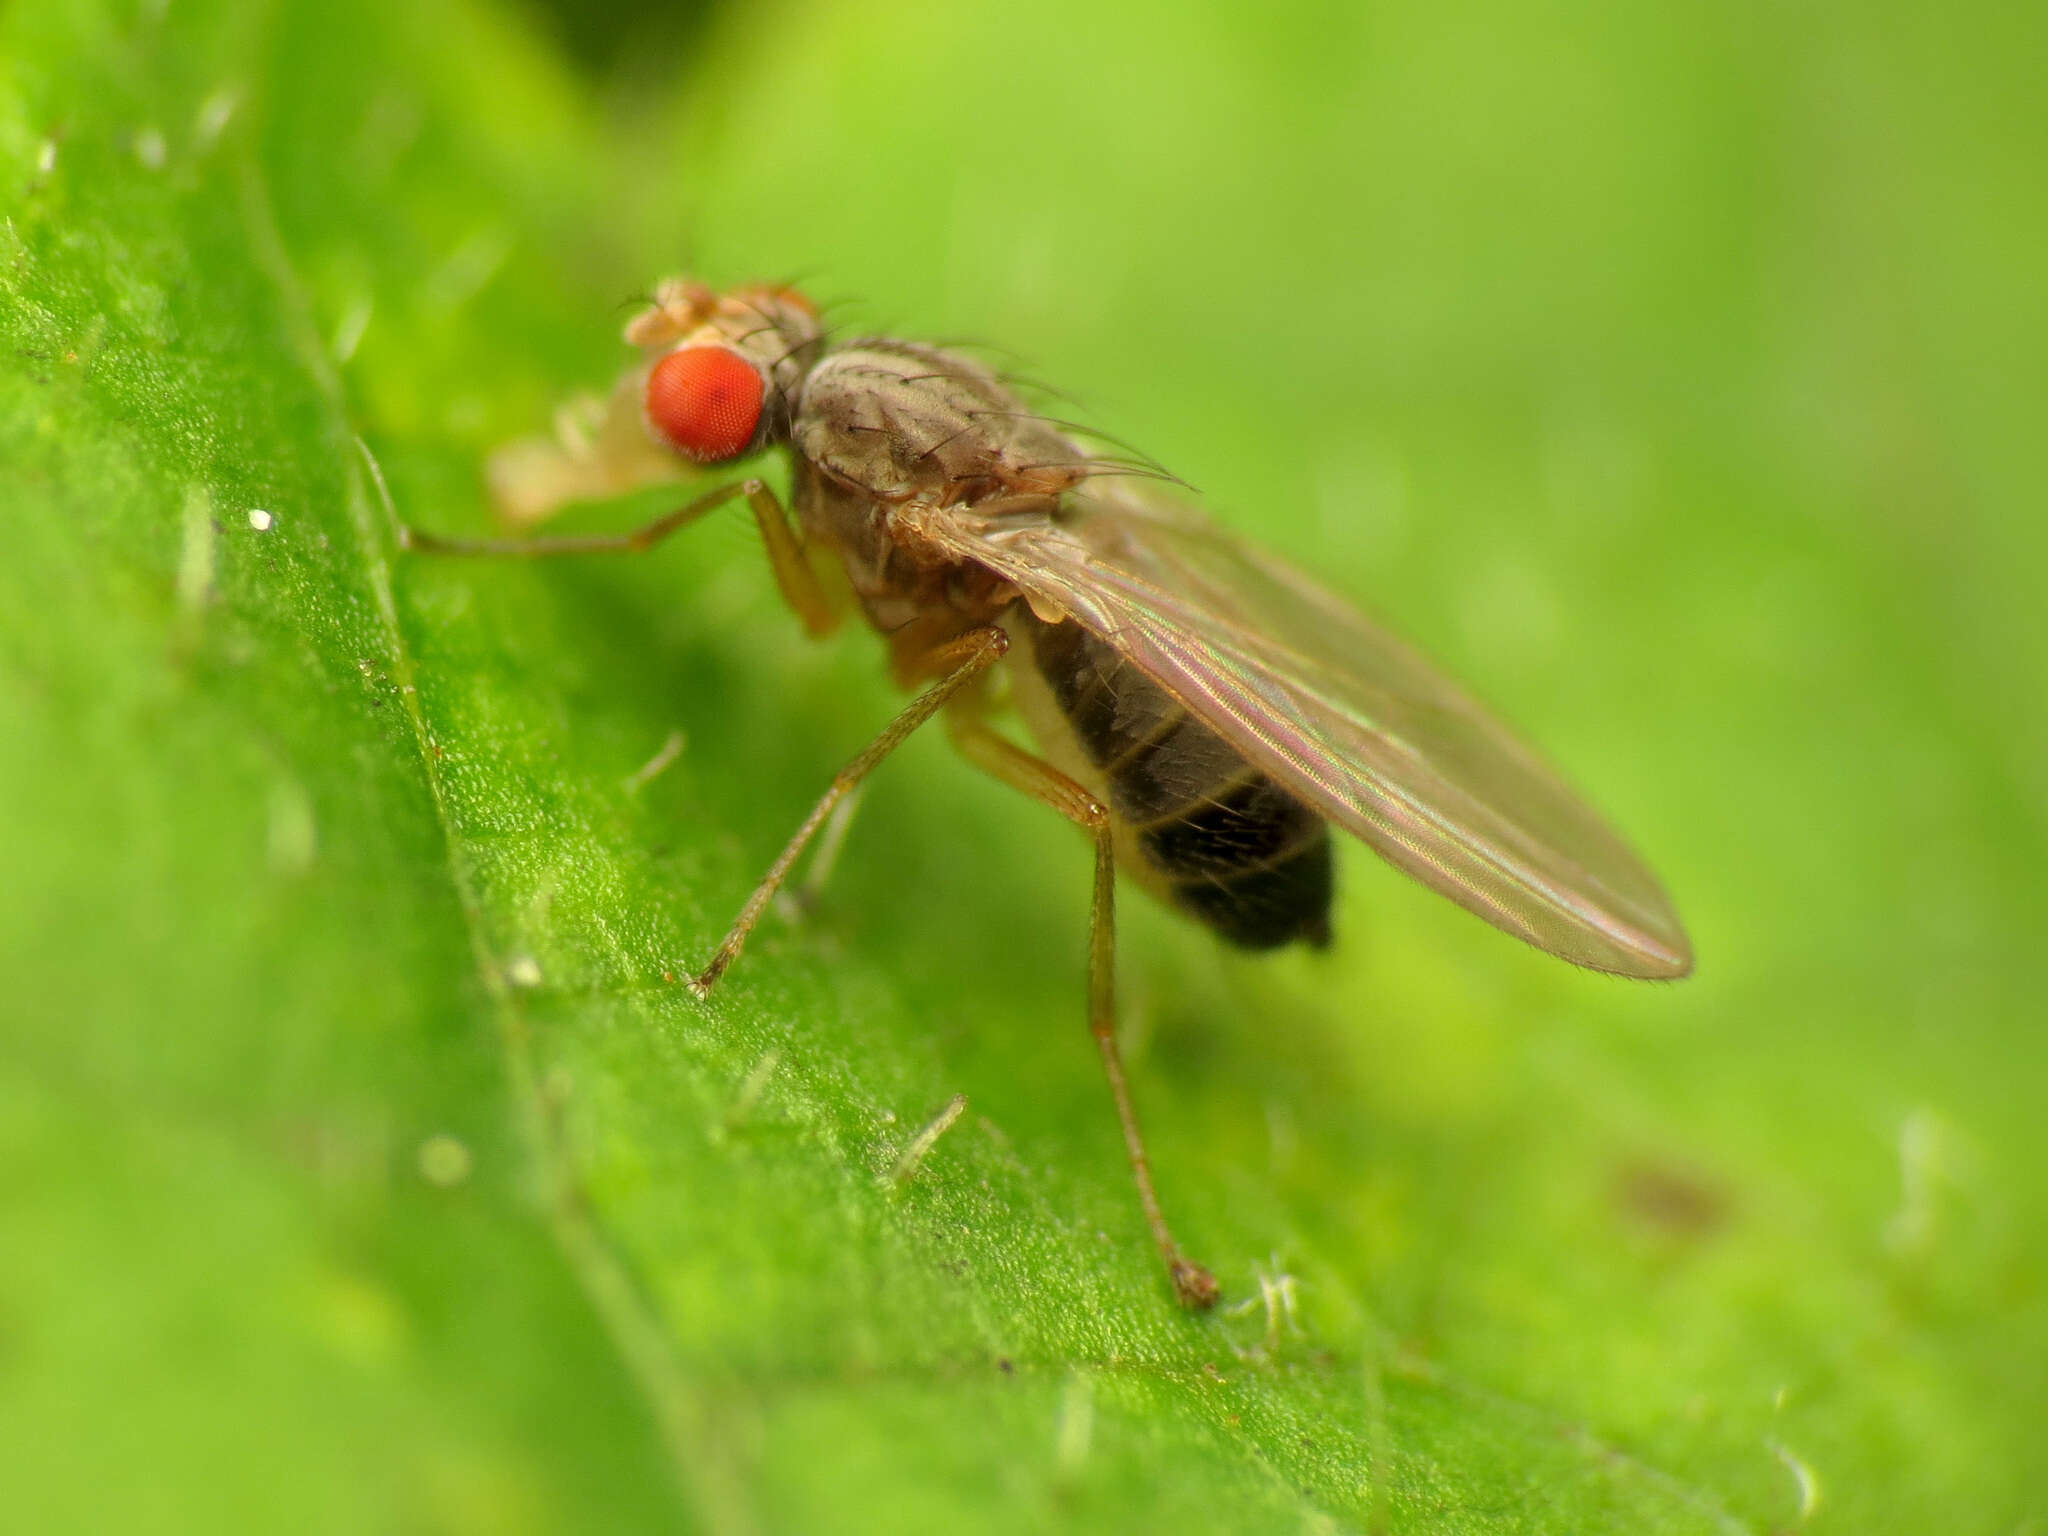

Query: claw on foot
[[1171, 1258, 1220, 1311]]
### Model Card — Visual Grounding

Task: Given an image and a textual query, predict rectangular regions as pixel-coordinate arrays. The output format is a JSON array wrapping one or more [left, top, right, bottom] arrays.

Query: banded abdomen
[[1013, 612, 1332, 950]]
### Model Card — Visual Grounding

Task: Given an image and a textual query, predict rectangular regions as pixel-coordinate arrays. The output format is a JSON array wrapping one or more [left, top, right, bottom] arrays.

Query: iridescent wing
[[910, 482, 1692, 978]]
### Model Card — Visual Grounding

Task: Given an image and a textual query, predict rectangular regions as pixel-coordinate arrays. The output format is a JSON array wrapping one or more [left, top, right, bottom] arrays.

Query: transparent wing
[[913, 483, 1692, 978]]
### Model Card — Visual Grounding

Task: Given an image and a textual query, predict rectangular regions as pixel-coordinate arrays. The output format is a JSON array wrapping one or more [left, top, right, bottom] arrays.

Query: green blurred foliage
[[1, 0, 2043, 1531]]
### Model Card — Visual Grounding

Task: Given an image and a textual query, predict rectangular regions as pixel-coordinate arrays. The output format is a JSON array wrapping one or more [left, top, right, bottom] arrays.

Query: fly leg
[[400, 478, 840, 638], [947, 714, 1221, 1311], [774, 785, 866, 923], [692, 626, 1011, 992]]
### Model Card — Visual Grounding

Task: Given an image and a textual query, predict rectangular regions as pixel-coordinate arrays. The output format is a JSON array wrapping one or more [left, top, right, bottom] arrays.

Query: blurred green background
[[2, 0, 2042, 1531]]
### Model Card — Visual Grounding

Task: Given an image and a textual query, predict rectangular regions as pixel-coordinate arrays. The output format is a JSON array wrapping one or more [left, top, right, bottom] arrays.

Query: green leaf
[[4, 0, 2043, 1531]]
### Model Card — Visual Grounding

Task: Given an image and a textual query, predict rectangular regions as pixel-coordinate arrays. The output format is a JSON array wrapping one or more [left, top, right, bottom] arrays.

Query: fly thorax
[[794, 342, 1084, 505]]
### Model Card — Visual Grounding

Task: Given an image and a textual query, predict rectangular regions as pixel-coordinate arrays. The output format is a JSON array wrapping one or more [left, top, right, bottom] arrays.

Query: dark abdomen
[[1026, 617, 1332, 950]]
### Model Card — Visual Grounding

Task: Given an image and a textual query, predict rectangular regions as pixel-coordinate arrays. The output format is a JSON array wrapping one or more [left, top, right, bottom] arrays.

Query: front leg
[[400, 477, 841, 639]]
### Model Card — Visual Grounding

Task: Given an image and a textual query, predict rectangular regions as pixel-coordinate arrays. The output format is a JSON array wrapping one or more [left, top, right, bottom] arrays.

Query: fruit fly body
[[404, 278, 1693, 1309]]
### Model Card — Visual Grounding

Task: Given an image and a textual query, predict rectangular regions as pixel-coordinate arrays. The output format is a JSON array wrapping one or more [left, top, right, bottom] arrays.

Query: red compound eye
[[645, 345, 765, 462]]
